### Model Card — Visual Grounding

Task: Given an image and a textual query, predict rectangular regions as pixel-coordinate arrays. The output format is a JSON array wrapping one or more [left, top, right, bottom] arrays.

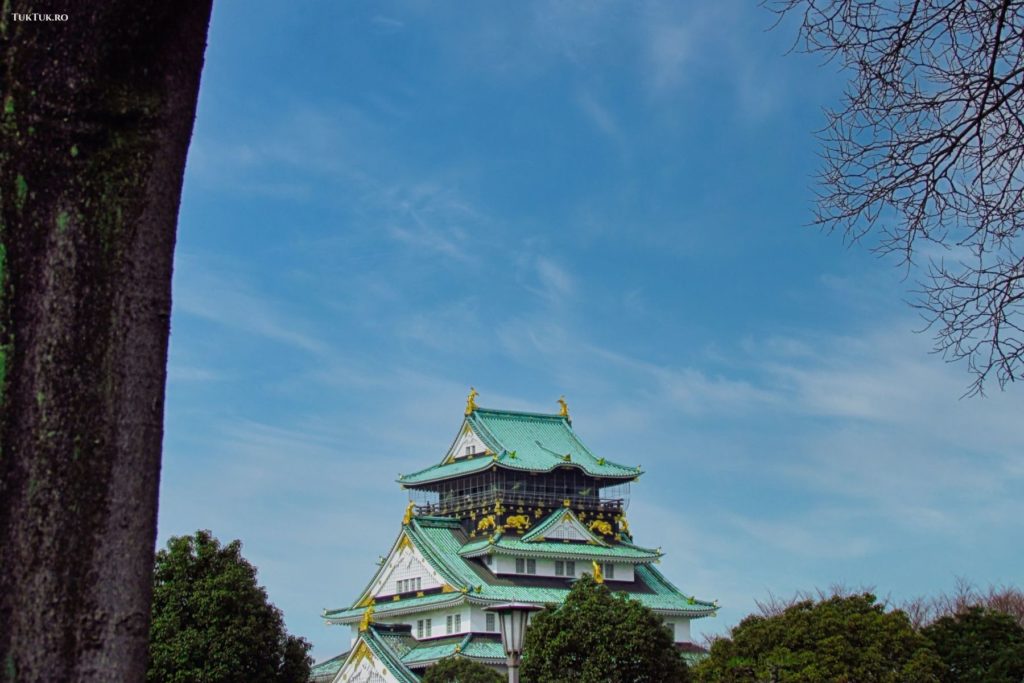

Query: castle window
[[601, 563, 615, 579], [425, 618, 432, 637], [515, 558, 525, 573], [566, 561, 576, 576], [444, 614, 463, 634], [526, 559, 536, 574], [486, 612, 496, 631], [416, 620, 423, 638], [555, 561, 564, 576]]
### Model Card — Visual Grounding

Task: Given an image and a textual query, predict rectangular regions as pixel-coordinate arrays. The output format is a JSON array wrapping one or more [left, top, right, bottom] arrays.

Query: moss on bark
[[0, 2, 212, 680]]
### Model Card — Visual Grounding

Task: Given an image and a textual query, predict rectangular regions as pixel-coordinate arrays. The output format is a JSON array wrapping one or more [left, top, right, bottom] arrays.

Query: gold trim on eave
[[352, 640, 374, 665], [358, 604, 375, 632]]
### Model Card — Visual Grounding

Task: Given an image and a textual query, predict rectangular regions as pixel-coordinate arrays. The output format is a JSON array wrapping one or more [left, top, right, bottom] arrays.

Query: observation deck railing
[[413, 490, 625, 517]]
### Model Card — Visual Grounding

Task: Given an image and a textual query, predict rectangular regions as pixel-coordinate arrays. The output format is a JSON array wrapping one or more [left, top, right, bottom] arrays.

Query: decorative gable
[[334, 640, 402, 683], [356, 533, 446, 606], [522, 508, 609, 546], [444, 422, 490, 462]]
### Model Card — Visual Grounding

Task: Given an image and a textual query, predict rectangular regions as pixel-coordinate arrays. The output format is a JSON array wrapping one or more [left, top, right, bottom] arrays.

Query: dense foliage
[[147, 530, 311, 683], [521, 575, 689, 683], [421, 656, 505, 683], [693, 593, 944, 682], [922, 607, 1024, 683]]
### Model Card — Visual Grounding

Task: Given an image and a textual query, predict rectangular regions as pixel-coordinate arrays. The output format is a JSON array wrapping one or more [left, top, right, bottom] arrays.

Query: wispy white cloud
[[729, 513, 877, 560], [370, 14, 404, 33], [644, 15, 697, 94], [174, 259, 329, 357], [576, 89, 619, 138], [534, 257, 575, 301], [167, 364, 223, 383]]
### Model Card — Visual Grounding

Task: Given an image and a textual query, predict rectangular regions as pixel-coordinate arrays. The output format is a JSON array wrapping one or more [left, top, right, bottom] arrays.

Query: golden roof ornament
[[465, 387, 479, 415], [402, 501, 415, 526], [358, 604, 375, 631], [557, 395, 569, 420], [592, 560, 604, 584]]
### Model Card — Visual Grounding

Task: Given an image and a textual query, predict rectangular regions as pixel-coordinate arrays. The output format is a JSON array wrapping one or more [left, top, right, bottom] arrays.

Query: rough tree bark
[[0, 2, 212, 681]]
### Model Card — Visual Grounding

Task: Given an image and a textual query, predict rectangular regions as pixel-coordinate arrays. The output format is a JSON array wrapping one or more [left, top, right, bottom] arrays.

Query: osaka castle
[[311, 391, 717, 682]]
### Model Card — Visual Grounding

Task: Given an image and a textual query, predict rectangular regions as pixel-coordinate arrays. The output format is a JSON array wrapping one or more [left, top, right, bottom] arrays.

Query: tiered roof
[[459, 535, 662, 564], [324, 515, 716, 623], [316, 397, 716, 680], [398, 408, 641, 486]]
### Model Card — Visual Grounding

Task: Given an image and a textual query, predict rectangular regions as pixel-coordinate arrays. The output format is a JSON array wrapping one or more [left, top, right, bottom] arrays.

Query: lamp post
[[483, 602, 543, 683]]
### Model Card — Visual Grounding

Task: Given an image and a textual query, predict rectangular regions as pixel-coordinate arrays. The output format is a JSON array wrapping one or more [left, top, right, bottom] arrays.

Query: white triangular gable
[[525, 509, 607, 545], [444, 422, 490, 462], [365, 534, 445, 601], [545, 514, 595, 542], [333, 640, 402, 683]]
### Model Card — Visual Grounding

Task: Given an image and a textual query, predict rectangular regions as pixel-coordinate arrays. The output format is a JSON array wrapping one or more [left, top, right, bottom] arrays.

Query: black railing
[[414, 491, 625, 517]]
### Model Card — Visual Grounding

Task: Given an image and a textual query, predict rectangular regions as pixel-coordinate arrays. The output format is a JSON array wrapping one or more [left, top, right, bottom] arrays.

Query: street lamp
[[483, 602, 543, 683]]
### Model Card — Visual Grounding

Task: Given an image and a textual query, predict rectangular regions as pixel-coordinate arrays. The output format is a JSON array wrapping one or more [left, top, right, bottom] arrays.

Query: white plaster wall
[[662, 619, 692, 643], [375, 606, 472, 641], [490, 556, 633, 582], [494, 555, 518, 575], [468, 605, 503, 634]]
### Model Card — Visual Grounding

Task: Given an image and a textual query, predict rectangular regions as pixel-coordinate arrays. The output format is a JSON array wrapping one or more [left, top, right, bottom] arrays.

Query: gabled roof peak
[[463, 387, 571, 422], [398, 400, 641, 487], [521, 508, 609, 546], [471, 406, 568, 421]]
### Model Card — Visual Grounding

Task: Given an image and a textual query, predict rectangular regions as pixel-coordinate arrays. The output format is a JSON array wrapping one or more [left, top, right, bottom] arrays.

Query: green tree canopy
[[922, 606, 1024, 683], [521, 574, 689, 683], [693, 593, 944, 683], [421, 655, 505, 683], [147, 530, 311, 683]]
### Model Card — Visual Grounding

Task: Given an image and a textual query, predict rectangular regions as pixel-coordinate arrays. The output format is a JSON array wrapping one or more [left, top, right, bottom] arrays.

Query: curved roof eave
[[398, 458, 641, 487]]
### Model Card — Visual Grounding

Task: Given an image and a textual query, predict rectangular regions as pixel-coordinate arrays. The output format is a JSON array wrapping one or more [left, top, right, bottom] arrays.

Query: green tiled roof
[[461, 637, 505, 661], [400, 637, 466, 666], [398, 408, 641, 485], [398, 633, 505, 669], [460, 534, 662, 563], [325, 516, 715, 624], [355, 626, 421, 683], [309, 651, 347, 683], [408, 516, 489, 588], [324, 590, 466, 622]]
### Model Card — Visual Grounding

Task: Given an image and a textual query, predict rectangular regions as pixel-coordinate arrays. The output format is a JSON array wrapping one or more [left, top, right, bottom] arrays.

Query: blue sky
[[160, 0, 1024, 660]]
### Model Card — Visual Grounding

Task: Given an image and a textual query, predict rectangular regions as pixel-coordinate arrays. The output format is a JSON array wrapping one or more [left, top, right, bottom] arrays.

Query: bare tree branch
[[770, 0, 1024, 395]]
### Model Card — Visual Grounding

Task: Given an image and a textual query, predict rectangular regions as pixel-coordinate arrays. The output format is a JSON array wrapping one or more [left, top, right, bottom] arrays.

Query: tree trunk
[[0, 2, 212, 680]]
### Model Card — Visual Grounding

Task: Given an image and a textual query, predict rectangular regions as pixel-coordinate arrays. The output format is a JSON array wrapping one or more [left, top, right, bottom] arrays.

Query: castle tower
[[313, 394, 716, 682]]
